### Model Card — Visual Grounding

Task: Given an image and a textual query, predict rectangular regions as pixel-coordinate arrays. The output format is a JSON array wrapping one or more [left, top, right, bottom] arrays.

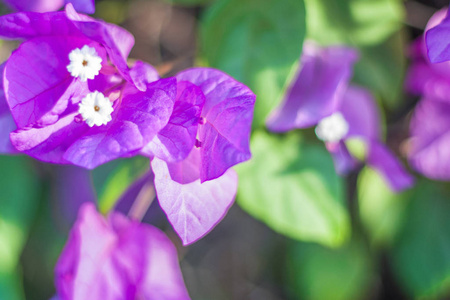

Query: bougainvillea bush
[[1, 0, 450, 299]]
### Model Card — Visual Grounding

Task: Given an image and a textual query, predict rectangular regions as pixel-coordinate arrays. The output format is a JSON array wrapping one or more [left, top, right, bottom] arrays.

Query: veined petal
[[176, 68, 255, 182], [11, 78, 176, 169], [142, 81, 205, 163], [65, 4, 135, 83], [63, 78, 176, 169], [129, 60, 159, 91], [3, 0, 64, 13], [66, 0, 95, 14], [0, 10, 79, 39], [4, 36, 100, 127], [152, 156, 237, 245]]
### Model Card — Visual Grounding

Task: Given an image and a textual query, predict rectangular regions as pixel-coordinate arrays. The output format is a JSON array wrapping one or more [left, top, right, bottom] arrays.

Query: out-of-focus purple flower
[[267, 42, 414, 192], [139, 68, 255, 245], [0, 4, 177, 169], [3, 0, 95, 14], [55, 202, 190, 300], [426, 7, 450, 64], [406, 9, 450, 180]]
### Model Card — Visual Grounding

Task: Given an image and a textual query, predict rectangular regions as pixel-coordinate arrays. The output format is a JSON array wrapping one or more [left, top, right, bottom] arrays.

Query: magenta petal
[[0, 102, 17, 153], [142, 81, 205, 162], [135, 223, 191, 300], [339, 85, 380, 140], [176, 68, 255, 182], [266, 43, 359, 132], [408, 97, 450, 180], [4, 36, 95, 127], [0, 11, 80, 39], [55, 203, 190, 300], [130, 61, 159, 91], [10, 112, 87, 164], [426, 9, 450, 63], [65, 4, 135, 82], [152, 157, 237, 245], [3, 0, 63, 12], [0, 64, 17, 153], [63, 78, 176, 169], [66, 0, 95, 14], [11, 78, 176, 168], [367, 140, 414, 192]]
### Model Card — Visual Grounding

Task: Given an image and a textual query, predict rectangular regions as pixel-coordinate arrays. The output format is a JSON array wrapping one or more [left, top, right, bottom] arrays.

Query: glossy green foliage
[[305, 0, 404, 46], [0, 156, 40, 300], [305, 0, 405, 109], [358, 167, 411, 249], [391, 179, 450, 299], [285, 239, 372, 300], [200, 0, 306, 127], [236, 131, 349, 247], [353, 32, 406, 110]]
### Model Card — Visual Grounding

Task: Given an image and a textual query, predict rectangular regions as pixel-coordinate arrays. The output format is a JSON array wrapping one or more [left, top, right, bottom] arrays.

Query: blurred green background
[[1, 0, 449, 299]]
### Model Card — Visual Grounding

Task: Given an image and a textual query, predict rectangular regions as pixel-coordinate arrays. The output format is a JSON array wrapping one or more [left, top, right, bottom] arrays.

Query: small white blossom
[[78, 91, 114, 127], [67, 45, 102, 82], [315, 112, 349, 143]]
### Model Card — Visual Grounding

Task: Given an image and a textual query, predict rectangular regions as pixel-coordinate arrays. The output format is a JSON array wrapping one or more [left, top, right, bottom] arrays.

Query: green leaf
[[353, 31, 406, 110], [92, 156, 150, 214], [0, 156, 40, 272], [358, 167, 411, 249], [236, 131, 349, 247], [0, 272, 24, 300], [305, 0, 404, 46], [390, 179, 450, 299], [163, 0, 212, 6], [0, 156, 40, 300], [200, 0, 306, 127], [285, 239, 373, 300]]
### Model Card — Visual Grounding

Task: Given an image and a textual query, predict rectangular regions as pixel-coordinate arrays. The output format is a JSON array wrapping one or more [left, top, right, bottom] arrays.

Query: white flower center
[[315, 112, 349, 143], [67, 45, 102, 82], [78, 91, 114, 127]]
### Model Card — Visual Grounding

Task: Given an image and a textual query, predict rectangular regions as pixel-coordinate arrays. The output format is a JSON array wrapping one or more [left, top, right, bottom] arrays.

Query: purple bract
[[406, 9, 450, 180], [0, 4, 177, 169], [55, 203, 190, 300], [140, 67, 255, 245], [267, 42, 414, 192], [3, 0, 95, 14]]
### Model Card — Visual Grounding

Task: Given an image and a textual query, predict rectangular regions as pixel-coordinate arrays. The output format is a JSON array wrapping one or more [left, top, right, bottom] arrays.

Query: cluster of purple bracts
[[5, 0, 450, 299], [0, 4, 254, 299]]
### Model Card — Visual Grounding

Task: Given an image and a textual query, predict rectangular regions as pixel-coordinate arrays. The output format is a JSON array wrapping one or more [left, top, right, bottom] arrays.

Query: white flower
[[67, 45, 102, 82], [78, 91, 114, 127], [315, 112, 349, 143]]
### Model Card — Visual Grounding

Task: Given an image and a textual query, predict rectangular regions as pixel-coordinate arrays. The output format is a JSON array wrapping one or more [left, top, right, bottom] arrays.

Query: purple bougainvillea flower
[[3, 0, 95, 14], [406, 10, 450, 180], [0, 4, 177, 169], [55, 203, 190, 300], [426, 7, 450, 64], [139, 68, 254, 245], [267, 42, 359, 131], [267, 43, 414, 192]]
